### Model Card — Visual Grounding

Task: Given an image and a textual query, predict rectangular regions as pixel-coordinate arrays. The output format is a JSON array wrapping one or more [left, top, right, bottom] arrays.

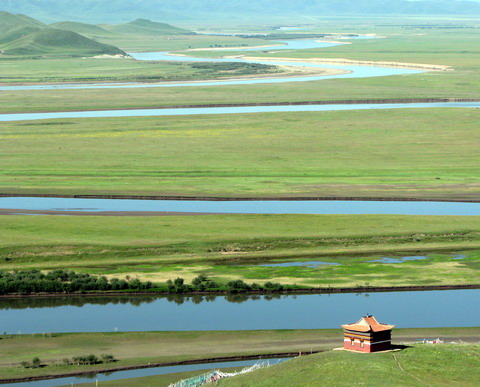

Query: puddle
[[260, 261, 340, 268], [369, 256, 427, 264]]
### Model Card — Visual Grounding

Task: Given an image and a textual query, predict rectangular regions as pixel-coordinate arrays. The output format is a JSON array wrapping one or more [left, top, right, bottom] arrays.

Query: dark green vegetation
[[0, 270, 154, 294], [0, 269, 291, 295], [1, 214, 479, 287], [0, 109, 478, 200], [219, 344, 480, 387], [0, 12, 125, 57], [1, 329, 478, 381]]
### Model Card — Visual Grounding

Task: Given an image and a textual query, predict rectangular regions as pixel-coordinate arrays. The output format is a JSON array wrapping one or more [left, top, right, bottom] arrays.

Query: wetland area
[[1, 10, 479, 386]]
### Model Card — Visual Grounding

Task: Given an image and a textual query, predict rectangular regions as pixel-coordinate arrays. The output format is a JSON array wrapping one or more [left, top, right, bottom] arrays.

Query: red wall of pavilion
[[343, 331, 391, 353]]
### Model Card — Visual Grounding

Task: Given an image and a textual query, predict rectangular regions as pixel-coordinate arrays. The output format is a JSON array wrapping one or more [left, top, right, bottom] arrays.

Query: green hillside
[[101, 18, 192, 35], [219, 345, 480, 387], [50, 21, 115, 38], [0, 28, 126, 56], [0, 12, 126, 57], [0, 11, 45, 33]]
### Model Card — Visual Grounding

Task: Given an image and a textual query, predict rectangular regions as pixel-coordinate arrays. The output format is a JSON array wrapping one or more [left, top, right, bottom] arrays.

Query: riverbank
[[1, 284, 480, 299], [2, 96, 478, 114], [1, 328, 478, 383], [240, 55, 452, 71], [0, 214, 479, 287]]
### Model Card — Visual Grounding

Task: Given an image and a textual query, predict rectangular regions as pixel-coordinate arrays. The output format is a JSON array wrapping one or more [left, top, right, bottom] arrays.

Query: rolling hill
[[101, 18, 192, 35], [50, 21, 115, 38], [0, 12, 126, 56]]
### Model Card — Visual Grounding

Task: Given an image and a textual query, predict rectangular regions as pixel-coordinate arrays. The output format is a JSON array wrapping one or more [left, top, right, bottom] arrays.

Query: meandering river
[[0, 39, 421, 92]]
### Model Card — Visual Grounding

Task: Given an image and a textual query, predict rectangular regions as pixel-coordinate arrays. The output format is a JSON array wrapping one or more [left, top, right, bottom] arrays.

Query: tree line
[[0, 270, 154, 294]]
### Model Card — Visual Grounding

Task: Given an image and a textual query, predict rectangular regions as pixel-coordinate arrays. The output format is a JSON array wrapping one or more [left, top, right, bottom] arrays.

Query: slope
[[50, 21, 115, 38], [0, 27, 126, 56], [219, 345, 480, 387], [101, 18, 192, 35]]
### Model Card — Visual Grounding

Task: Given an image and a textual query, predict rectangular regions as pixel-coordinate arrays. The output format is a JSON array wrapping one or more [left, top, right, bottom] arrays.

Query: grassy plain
[[1, 329, 478, 381], [1, 214, 479, 286], [0, 59, 282, 84], [1, 109, 479, 199]]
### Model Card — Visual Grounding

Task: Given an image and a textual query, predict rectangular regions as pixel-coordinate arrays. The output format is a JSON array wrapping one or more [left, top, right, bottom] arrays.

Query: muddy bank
[[4, 97, 480, 114], [1, 284, 479, 300], [241, 56, 452, 71], [1, 192, 480, 203]]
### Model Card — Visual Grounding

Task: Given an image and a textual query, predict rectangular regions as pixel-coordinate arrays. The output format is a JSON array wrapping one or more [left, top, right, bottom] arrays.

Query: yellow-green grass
[[0, 109, 479, 199], [1, 328, 478, 381], [1, 214, 479, 287], [218, 344, 480, 387]]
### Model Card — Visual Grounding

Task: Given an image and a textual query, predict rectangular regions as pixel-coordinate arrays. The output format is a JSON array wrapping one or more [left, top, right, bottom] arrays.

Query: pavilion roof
[[341, 315, 395, 333]]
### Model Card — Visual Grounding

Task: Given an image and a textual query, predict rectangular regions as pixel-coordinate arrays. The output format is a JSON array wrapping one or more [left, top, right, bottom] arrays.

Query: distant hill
[[0, 12, 125, 56], [50, 21, 115, 38], [101, 18, 192, 35], [1, 0, 480, 23], [0, 11, 46, 33]]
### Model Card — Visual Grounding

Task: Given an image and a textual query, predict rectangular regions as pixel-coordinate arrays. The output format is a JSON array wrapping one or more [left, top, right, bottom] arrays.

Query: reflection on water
[[0, 290, 478, 333], [0, 296, 157, 310]]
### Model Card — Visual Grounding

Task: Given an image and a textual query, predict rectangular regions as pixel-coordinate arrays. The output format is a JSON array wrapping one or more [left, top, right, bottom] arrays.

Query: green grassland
[[1, 328, 478, 381], [218, 344, 480, 387], [1, 22, 479, 113], [1, 214, 479, 287], [0, 58, 282, 84], [0, 109, 478, 199]]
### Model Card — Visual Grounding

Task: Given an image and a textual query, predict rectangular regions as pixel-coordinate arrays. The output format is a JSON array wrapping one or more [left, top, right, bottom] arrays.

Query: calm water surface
[[1, 197, 480, 215], [1, 101, 478, 122], [1, 290, 478, 334], [5, 358, 288, 386]]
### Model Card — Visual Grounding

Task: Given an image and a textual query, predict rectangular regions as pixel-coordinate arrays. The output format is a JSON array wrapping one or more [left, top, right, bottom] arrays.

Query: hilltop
[[218, 345, 480, 387], [0, 12, 125, 57], [101, 18, 192, 35], [50, 21, 115, 38]]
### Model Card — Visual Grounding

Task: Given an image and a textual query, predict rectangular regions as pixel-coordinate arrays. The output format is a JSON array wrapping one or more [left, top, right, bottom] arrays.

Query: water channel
[[0, 38, 421, 92], [1, 290, 478, 334], [2, 35, 479, 386], [2, 197, 480, 215], [5, 358, 288, 387]]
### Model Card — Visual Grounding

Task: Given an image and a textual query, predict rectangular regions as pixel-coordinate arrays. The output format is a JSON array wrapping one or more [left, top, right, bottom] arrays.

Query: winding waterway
[[0, 39, 421, 92], [2, 35, 479, 387]]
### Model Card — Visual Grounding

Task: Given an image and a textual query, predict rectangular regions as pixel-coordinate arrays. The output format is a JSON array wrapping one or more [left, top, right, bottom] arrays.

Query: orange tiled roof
[[341, 315, 395, 332]]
